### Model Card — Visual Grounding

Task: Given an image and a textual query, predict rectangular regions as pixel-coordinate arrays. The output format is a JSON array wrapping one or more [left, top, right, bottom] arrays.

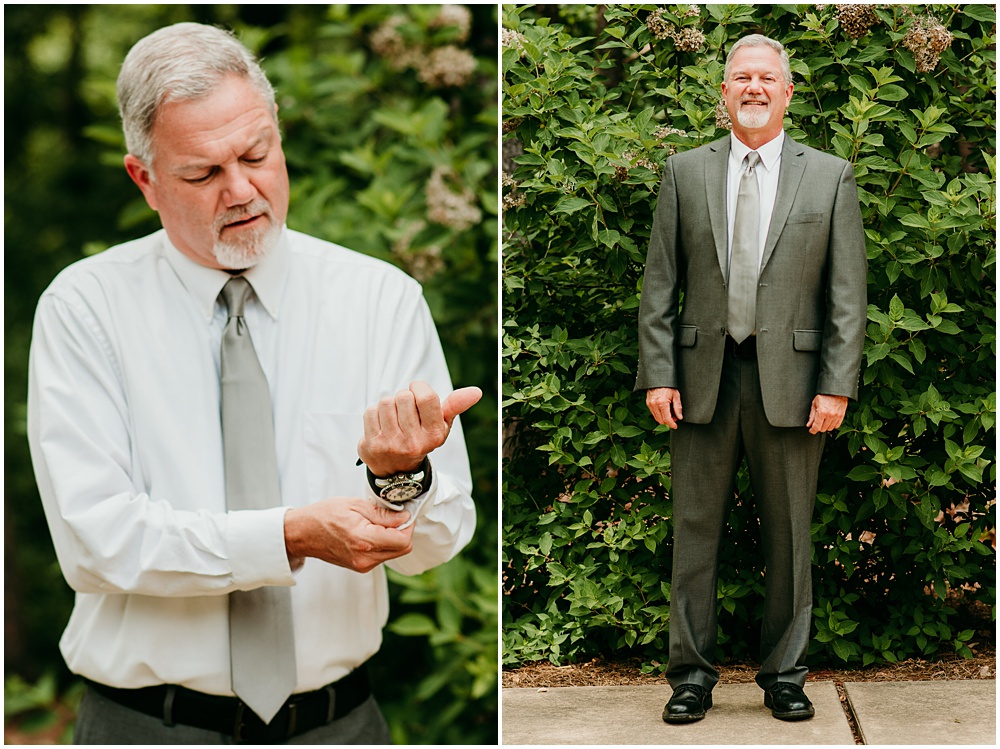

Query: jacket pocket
[[786, 212, 823, 224], [679, 325, 698, 348], [793, 329, 823, 352]]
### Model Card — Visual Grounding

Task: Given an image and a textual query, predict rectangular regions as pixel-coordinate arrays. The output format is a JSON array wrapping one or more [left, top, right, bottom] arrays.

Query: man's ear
[[123, 154, 159, 211]]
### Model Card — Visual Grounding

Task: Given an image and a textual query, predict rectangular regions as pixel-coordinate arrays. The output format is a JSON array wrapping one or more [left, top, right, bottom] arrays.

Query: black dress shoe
[[764, 683, 815, 721], [662, 683, 712, 723]]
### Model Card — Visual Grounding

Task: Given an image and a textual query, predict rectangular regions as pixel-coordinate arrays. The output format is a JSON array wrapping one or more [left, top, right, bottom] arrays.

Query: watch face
[[382, 481, 423, 502]]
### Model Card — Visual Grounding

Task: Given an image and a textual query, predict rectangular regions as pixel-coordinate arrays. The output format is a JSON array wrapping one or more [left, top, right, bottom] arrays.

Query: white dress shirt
[[27, 227, 476, 695], [726, 130, 785, 271]]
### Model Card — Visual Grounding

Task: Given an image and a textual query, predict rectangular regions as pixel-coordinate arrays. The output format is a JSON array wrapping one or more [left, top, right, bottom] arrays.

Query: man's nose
[[746, 76, 765, 93], [221, 165, 256, 207]]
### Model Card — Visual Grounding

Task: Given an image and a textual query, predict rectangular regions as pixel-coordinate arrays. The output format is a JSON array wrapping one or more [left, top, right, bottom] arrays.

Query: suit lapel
[[760, 136, 806, 272], [704, 139, 730, 278]]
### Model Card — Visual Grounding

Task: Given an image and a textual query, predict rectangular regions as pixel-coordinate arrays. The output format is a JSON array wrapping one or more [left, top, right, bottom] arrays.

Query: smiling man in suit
[[635, 34, 867, 723]]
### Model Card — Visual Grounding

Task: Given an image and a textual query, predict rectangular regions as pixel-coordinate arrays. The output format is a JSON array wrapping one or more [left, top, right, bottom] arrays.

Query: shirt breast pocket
[[303, 412, 367, 502]]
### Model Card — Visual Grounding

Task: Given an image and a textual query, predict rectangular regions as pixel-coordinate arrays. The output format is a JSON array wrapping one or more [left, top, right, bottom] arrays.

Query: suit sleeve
[[817, 160, 868, 399], [635, 157, 682, 392]]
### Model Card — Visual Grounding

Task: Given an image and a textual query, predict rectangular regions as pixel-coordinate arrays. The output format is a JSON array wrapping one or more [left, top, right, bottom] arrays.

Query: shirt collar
[[161, 226, 289, 322], [729, 130, 785, 172]]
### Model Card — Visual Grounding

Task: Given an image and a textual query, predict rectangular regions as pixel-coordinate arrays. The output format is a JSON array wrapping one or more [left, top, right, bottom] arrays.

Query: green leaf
[[877, 85, 908, 101], [832, 639, 853, 662], [847, 465, 880, 482], [964, 5, 996, 22], [899, 213, 931, 229], [553, 196, 592, 215], [889, 295, 904, 321], [389, 613, 438, 636]]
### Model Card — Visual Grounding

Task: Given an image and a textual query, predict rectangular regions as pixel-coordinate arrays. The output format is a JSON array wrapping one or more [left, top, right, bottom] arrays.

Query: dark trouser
[[666, 347, 825, 692], [74, 686, 393, 745]]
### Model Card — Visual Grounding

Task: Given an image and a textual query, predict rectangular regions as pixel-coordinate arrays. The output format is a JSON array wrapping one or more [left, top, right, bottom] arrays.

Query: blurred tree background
[[5, 4, 497, 744]]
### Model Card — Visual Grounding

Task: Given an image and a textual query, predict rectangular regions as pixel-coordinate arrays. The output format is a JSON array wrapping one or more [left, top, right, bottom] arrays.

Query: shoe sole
[[662, 712, 707, 724]]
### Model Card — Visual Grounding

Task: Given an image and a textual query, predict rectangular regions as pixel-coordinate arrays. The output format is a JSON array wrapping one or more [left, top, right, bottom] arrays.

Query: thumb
[[359, 500, 411, 528], [442, 386, 483, 426]]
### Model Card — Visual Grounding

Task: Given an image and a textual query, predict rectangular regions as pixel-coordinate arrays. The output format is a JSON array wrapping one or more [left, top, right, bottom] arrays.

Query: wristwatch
[[367, 459, 432, 505]]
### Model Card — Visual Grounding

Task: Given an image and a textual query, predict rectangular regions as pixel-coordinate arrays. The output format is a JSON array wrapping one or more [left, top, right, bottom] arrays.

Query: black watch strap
[[365, 458, 432, 503]]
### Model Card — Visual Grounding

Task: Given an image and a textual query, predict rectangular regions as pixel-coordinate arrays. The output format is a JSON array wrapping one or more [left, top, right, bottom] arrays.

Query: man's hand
[[646, 387, 684, 429], [807, 393, 848, 435], [284, 498, 414, 573], [357, 382, 482, 477]]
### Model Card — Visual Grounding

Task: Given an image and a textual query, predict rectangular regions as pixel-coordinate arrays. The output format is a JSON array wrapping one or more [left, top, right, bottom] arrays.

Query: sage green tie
[[220, 276, 296, 724], [727, 151, 761, 344]]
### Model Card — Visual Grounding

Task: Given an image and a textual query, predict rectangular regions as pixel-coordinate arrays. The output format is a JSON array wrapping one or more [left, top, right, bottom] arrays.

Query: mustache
[[214, 199, 273, 232]]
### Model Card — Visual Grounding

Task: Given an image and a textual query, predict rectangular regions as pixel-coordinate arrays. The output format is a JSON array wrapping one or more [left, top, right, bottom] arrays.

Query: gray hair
[[117, 22, 276, 166], [724, 34, 792, 84]]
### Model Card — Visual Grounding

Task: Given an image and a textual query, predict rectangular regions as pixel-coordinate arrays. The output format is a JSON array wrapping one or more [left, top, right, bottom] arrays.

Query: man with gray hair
[[28, 22, 481, 744], [636, 34, 866, 723]]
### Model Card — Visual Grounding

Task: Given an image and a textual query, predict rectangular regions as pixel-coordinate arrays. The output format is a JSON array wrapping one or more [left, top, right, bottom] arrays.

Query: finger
[[377, 394, 398, 433], [671, 392, 684, 421], [362, 404, 380, 439], [441, 386, 483, 426], [806, 397, 820, 429], [362, 523, 414, 554], [647, 390, 669, 424], [659, 402, 677, 430], [393, 388, 420, 433], [409, 381, 443, 427], [356, 501, 412, 528], [662, 400, 678, 429]]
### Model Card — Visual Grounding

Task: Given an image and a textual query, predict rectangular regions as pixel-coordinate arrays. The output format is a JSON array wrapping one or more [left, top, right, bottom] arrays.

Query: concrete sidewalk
[[502, 680, 996, 745]]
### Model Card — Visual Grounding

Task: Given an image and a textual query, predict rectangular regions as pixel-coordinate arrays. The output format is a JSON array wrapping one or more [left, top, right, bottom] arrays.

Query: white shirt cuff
[[226, 507, 296, 589]]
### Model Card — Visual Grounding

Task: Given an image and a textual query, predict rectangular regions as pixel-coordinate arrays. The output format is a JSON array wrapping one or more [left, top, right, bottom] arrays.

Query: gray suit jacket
[[635, 134, 867, 427]]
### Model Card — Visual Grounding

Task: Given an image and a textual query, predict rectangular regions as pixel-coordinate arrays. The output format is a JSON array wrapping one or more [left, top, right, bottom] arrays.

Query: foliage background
[[4, 4, 497, 744], [502, 3, 995, 674]]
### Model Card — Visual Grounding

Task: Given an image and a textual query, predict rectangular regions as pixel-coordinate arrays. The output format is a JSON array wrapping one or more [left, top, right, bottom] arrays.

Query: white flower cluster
[[417, 46, 477, 88], [502, 28, 528, 57], [902, 14, 954, 73], [370, 7, 477, 88], [426, 166, 483, 231], [392, 219, 445, 282], [429, 5, 471, 42], [645, 8, 704, 51], [715, 100, 732, 131]]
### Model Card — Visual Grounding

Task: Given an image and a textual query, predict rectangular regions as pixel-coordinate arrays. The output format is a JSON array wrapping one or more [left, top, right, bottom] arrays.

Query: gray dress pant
[[666, 347, 825, 691], [74, 684, 393, 745]]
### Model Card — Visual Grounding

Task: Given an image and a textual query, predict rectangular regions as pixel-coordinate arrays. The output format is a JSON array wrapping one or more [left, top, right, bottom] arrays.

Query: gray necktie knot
[[221, 276, 252, 320], [745, 151, 761, 171]]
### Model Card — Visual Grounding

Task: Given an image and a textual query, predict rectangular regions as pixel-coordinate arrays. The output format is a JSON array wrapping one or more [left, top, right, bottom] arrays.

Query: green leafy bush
[[502, 3, 995, 671]]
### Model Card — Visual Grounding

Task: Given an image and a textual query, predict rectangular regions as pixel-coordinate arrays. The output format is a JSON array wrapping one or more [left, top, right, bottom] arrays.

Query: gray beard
[[736, 104, 771, 130], [213, 217, 281, 270]]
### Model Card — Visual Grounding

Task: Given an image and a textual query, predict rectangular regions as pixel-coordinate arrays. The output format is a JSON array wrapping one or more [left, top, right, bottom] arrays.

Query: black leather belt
[[725, 335, 757, 359], [86, 666, 370, 744]]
